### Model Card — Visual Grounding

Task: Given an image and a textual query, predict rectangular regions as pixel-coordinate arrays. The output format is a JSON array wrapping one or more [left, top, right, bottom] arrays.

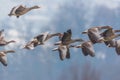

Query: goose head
[[34, 5, 40, 8], [82, 30, 88, 34], [31, 5, 40, 9], [54, 41, 62, 45]]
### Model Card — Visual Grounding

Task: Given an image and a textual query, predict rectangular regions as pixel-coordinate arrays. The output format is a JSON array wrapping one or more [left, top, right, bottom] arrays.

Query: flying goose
[[0, 50, 15, 66], [100, 28, 120, 47], [82, 26, 112, 44], [23, 32, 62, 50], [71, 41, 95, 57], [8, 5, 40, 18], [53, 29, 83, 60]]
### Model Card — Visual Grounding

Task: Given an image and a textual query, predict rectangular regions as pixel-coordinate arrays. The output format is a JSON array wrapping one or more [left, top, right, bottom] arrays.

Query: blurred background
[[0, 0, 120, 80]]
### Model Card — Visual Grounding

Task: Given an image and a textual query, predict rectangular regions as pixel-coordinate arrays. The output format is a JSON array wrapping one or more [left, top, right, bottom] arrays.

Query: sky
[[0, 0, 120, 80]]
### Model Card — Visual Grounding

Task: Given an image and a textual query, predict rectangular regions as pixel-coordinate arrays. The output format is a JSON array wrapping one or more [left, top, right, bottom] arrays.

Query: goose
[[53, 29, 83, 60], [23, 32, 62, 50], [8, 5, 40, 18], [71, 41, 95, 57], [0, 50, 15, 66], [82, 26, 112, 44], [100, 28, 120, 47]]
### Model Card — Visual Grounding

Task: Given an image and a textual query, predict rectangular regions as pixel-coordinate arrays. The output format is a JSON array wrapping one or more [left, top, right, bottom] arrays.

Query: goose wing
[[101, 28, 115, 40], [81, 47, 89, 56], [34, 34, 44, 42], [9, 7, 16, 15], [104, 39, 116, 47], [62, 29, 72, 44], [82, 42, 95, 57], [115, 47, 120, 55], [0, 56, 7, 66], [0, 39, 7, 46], [58, 45, 67, 60], [66, 47, 70, 59], [15, 5, 26, 14], [115, 40, 120, 55]]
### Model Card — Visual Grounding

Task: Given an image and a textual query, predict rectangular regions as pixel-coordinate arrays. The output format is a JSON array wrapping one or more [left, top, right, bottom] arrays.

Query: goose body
[[8, 5, 40, 18], [0, 50, 15, 66]]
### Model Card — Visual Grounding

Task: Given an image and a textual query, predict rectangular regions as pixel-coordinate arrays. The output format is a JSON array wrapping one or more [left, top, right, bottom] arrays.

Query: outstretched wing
[[35, 34, 44, 42], [82, 42, 95, 57], [62, 29, 72, 44], [9, 7, 16, 15], [101, 28, 115, 40], [115, 40, 120, 55], [66, 47, 70, 59], [58, 45, 67, 60], [15, 5, 26, 14]]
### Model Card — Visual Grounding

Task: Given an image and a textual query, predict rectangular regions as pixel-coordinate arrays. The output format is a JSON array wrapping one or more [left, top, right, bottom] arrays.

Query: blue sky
[[0, 0, 120, 80]]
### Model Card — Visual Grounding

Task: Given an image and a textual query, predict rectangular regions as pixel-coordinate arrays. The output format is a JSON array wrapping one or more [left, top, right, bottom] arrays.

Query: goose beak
[[54, 41, 61, 45], [52, 48, 58, 51], [76, 44, 82, 48], [69, 45, 75, 47], [8, 14, 12, 16], [82, 31, 88, 34], [80, 39, 84, 42], [38, 6, 41, 8]]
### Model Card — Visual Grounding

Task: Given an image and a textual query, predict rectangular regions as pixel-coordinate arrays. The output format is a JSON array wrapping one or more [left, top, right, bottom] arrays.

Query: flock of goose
[[0, 5, 120, 67]]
